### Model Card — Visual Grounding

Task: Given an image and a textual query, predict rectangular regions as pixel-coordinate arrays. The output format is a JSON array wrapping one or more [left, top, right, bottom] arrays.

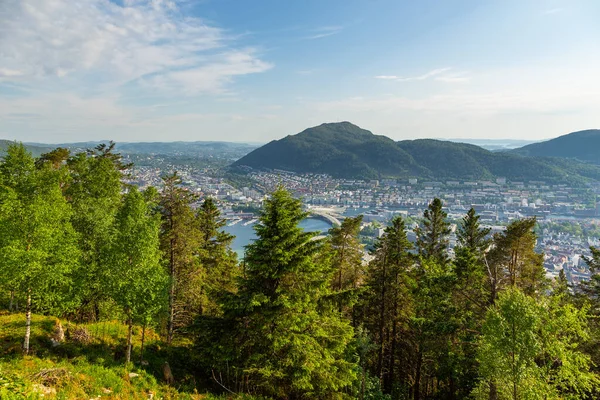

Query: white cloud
[[306, 26, 343, 40], [0, 0, 271, 93], [0, 68, 24, 77], [376, 68, 468, 83]]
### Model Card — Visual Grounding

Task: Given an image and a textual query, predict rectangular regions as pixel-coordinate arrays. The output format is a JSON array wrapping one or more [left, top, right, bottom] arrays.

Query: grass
[[0, 312, 265, 399]]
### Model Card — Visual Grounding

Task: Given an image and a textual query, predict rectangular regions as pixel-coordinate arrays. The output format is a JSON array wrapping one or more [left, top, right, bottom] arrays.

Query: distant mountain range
[[233, 122, 600, 184], [445, 138, 538, 151], [510, 129, 600, 164], [1, 140, 259, 160]]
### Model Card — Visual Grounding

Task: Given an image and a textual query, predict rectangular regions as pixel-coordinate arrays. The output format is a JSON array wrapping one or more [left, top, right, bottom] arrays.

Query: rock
[[128, 372, 139, 378], [52, 319, 65, 343], [102, 388, 112, 394], [33, 383, 56, 396]]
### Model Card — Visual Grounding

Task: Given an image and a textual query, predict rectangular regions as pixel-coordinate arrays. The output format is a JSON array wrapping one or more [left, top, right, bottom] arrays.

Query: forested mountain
[[511, 129, 600, 163], [233, 122, 600, 183]]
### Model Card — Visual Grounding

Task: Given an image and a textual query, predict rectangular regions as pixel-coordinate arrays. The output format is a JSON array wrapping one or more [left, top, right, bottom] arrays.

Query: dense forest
[[2, 142, 600, 399]]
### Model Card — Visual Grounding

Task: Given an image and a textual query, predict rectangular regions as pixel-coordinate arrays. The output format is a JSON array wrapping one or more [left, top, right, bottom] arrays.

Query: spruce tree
[[221, 188, 356, 397], [456, 207, 491, 255], [196, 197, 238, 316], [415, 198, 451, 265]]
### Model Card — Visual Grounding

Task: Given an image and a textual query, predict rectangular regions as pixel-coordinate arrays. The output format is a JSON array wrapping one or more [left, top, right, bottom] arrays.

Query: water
[[224, 217, 332, 258]]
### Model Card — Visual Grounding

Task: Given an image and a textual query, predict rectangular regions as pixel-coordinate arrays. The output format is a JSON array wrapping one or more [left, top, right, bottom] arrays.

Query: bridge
[[308, 210, 342, 227]]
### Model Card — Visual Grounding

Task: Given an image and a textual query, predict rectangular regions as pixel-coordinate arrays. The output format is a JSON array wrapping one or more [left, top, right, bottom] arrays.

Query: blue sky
[[1, 0, 599, 143]]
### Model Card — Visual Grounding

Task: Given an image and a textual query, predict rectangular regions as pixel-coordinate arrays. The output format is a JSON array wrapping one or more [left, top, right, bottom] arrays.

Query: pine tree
[[159, 172, 203, 343], [196, 197, 238, 316], [487, 218, 546, 299], [328, 215, 364, 313], [415, 198, 451, 265], [218, 188, 356, 397]]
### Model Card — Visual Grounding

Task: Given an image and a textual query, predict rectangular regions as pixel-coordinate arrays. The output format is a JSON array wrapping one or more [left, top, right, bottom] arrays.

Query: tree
[[473, 288, 598, 400], [0, 144, 79, 354], [361, 215, 413, 395], [328, 215, 364, 313], [457, 207, 491, 256], [107, 187, 166, 363], [196, 197, 239, 316], [66, 143, 127, 321], [487, 218, 546, 299], [415, 198, 451, 265], [212, 188, 356, 397], [159, 172, 203, 343]]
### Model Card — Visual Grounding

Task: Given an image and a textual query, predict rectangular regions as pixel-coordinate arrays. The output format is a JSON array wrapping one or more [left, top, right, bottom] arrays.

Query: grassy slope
[[0, 312, 260, 399]]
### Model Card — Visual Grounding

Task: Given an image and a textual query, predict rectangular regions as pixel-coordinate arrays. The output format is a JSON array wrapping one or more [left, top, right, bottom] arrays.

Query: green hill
[[511, 129, 600, 164], [0, 140, 53, 157], [233, 122, 600, 183]]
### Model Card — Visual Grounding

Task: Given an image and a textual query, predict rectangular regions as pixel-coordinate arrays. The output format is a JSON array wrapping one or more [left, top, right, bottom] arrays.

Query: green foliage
[[361, 216, 414, 395], [108, 188, 166, 326], [488, 218, 546, 297], [474, 288, 598, 399], [159, 172, 204, 343], [66, 143, 126, 321], [415, 198, 451, 265], [201, 188, 357, 398], [196, 197, 239, 317], [0, 144, 80, 350], [456, 207, 491, 255], [328, 215, 365, 312]]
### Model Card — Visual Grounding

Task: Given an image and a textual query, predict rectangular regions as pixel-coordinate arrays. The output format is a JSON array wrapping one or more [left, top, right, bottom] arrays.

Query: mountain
[[511, 130, 600, 164], [233, 122, 600, 183], [233, 122, 428, 178], [0, 140, 53, 157]]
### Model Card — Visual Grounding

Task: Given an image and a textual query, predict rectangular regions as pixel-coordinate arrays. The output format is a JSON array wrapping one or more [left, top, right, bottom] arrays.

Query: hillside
[[234, 122, 428, 178], [0, 140, 53, 157], [233, 122, 600, 183], [511, 129, 600, 163]]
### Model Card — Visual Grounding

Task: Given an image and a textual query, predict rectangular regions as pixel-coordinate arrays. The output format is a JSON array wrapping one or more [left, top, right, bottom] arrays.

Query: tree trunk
[[377, 258, 387, 380], [126, 313, 133, 363], [140, 324, 146, 364], [9, 290, 14, 312], [23, 289, 32, 355], [386, 296, 398, 394], [414, 346, 423, 400], [167, 241, 175, 345], [488, 381, 498, 400]]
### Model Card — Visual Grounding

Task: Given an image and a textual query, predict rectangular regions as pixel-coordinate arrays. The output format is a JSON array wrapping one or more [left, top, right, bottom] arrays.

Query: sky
[[1, 0, 600, 144]]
